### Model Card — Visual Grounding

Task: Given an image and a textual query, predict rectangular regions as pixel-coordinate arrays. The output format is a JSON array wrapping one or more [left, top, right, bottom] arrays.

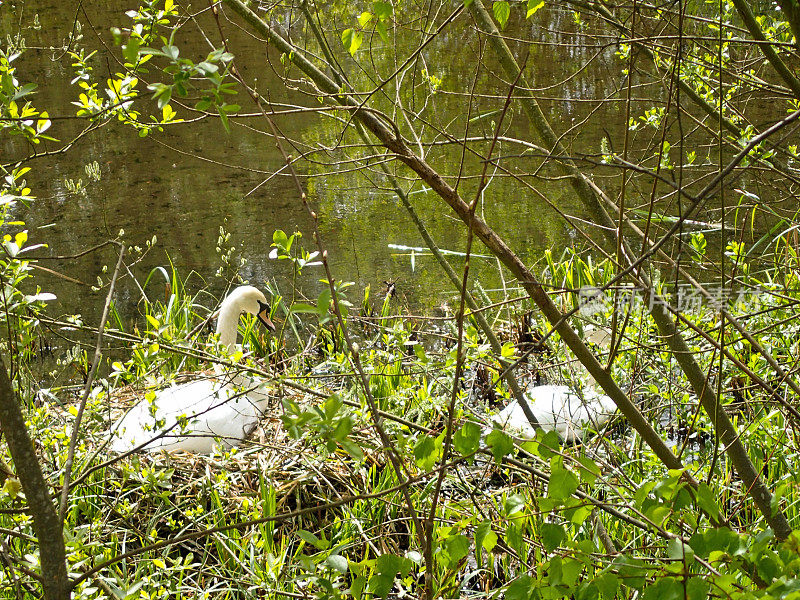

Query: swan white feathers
[[110, 285, 275, 454], [490, 384, 616, 442]]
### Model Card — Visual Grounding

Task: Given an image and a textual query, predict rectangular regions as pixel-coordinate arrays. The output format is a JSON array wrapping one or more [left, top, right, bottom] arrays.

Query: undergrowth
[[2, 225, 800, 598]]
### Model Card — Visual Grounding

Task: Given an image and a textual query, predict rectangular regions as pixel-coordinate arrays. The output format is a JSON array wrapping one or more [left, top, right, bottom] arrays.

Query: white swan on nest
[[110, 286, 275, 453], [490, 384, 616, 442]]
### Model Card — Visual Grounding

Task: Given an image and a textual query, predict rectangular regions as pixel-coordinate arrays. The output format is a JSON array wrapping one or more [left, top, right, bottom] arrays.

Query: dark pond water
[[3, 0, 732, 332]]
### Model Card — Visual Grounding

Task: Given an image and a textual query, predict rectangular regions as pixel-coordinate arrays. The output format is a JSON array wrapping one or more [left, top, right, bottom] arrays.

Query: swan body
[[111, 286, 274, 453], [491, 384, 616, 442]]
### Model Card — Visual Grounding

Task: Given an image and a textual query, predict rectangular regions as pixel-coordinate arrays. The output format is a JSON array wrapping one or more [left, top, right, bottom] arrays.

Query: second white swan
[[490, 384, 617, 442]]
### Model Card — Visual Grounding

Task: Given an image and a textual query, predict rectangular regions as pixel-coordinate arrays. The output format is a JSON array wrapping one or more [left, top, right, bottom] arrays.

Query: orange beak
[[257, 303, 276, 331]]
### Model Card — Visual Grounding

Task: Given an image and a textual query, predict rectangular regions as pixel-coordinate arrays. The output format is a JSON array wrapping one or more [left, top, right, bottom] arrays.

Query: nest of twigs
[[45, 378, 404, 559]]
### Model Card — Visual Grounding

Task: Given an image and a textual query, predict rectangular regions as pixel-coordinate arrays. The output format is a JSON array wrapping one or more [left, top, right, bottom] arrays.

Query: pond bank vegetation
[[4, 0, 800, 597]]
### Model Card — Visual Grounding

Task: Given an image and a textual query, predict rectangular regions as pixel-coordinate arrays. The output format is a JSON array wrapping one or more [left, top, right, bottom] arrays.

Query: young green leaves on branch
[[341, 1, 393, 56], [487, 0, 545, 30]]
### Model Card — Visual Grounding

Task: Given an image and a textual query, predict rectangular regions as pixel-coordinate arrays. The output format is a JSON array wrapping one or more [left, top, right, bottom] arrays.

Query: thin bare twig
[[57, 242, 125, 523]]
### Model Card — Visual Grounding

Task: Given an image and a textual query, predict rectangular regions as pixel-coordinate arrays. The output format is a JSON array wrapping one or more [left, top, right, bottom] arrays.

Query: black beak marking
[[257, 301, 276, 331]]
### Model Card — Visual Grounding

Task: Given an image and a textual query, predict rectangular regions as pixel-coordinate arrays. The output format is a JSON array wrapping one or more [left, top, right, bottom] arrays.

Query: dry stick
[[0, 356, 68, 598], [57, 242, 125, 524], [211, 0, 430, 577], [467, 0, 792, 540], [221, 0, 691, 482]]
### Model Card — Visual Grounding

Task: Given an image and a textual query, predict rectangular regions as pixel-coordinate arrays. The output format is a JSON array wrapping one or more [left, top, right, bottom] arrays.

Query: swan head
[[216, 287, 275, 353], [221, 285, 276, 332]]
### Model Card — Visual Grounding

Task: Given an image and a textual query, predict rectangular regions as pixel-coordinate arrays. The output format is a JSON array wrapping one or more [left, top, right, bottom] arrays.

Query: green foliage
[[0, 50, 54, 143], [341, 1, 393, 56], [6, 0, 800, 598], [493, 1, 511, 29], [282, 394, 364, 460]]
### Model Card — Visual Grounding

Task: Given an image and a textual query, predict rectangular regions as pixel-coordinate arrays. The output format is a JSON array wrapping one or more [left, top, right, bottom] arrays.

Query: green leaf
[[506, 575, 533, 600], [548, 555, 563, 585], [453, 421, 481, 458], [441, 534, 470, 568], [373, 1, 392, 20], [667, 538, 694, 563], [367, 554, 412, 599], [155, 86, 172, 110], [686, 577, 709, 600], [567, 502, 592, 526], [614, 556, 648, 589], [594, 572, 619, 599], [540, 522, 565, 552], [756, 551, 780, 582], [218, 108, 230, 133], [323, 394, 343, 419], [297, 529, 325, 549], [493, 1, 511, 29], [474, 520, 496, 568], [358, 11, 373, 28], [13, 82, 37, 101], [350, 575, 366, 600], [560, 557, 583, 587], [507, 522, 525, 557], [414, 435, 441, 470], [317, 289, 332, 317], [122, 38, 141, 64], [771, 483, 786, 517], [341, 28, 363, 56], [376, 20, 389, 43], [526, 0, 545, 18], [503, 493, 526, 517], [485, 429, 513, 463], [575, 456, 600, 485], [688, 527, 737, 559], [162, 45, 180, 60], [641, 577, 682, 600], [536, 429, 561, 459], [575, 582, 599, 600], [197, 61, 219, 75], [289, 303, 320, 314], [340, 438, 364, 461], [273, 229, 290, 249], [2, 478, 21, 499], [548, 457, 579, 501]]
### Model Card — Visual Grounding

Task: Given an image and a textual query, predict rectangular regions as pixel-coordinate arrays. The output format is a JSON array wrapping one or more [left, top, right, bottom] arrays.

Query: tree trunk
[[0, 358, 69, 599]]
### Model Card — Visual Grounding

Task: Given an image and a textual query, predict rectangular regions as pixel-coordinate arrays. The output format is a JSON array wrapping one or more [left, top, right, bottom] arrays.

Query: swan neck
[[216, 299, 241, 351]]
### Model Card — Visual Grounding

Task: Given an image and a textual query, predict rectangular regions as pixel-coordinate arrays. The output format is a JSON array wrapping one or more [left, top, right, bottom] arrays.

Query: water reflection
[[9, 0, 612, 330]]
